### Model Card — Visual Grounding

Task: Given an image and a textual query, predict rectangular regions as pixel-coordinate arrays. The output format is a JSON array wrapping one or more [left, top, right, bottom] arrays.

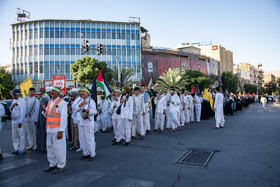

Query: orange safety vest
[[46, 98, 63, 129]]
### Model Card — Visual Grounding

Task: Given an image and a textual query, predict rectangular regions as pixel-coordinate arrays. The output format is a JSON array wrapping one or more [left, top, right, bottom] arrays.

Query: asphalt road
[[0, 102, 279, 187]]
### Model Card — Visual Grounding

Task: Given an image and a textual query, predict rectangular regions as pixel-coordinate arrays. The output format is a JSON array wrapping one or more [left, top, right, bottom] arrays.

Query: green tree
[[277, 77, 280, 91], [112, 66, 134, 88], [244, 84, 257, 94], [155, 68, 187, 88], [182, 70, 215, 91], [258, 86, 266, 95], [221, 71, 238, 93], [264, 81, 277, 95], [70, 57, 113, 85], [0, 67, 14, 99]]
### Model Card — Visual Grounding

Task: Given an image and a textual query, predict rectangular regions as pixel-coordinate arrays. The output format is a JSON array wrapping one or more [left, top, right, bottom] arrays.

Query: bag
[[116, 103, 122, 115]]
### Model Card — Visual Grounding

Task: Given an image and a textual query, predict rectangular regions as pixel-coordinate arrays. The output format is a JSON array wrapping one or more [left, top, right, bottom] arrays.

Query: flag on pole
[[20, 77, 32, 98], [251, 92, 255, 97], [191, 87, 195, 93], [203, 88, 214, 110], [96, 69, 112, 97]]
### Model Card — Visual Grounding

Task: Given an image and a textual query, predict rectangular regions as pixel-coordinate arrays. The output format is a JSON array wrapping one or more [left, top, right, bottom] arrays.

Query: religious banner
[[20, 77, 32, 98], [52, 75, 66, 94]]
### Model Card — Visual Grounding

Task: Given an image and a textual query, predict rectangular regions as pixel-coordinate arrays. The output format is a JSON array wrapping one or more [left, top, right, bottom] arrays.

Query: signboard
[[52, 75, 66, 94]]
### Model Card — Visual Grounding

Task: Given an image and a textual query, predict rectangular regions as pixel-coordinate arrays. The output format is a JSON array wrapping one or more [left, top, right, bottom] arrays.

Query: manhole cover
[[177, 149, 215, 166]]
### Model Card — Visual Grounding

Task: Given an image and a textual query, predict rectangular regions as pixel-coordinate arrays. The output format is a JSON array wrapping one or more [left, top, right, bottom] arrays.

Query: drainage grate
[[177, 149, 215, 166]]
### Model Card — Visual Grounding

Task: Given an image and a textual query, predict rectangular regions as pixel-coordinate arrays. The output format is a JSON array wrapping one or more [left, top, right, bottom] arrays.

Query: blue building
[[11, 19, 141, 89]]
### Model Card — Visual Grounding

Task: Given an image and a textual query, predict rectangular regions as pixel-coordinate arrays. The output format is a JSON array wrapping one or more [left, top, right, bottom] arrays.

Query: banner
[[20, 77, 32, 98], [52, 75, 66, 94]]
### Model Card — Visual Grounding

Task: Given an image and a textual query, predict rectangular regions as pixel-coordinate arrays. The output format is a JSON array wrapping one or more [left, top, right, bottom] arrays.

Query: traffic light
[[97, 44, 102, 55], [83, 40, 90, 53]]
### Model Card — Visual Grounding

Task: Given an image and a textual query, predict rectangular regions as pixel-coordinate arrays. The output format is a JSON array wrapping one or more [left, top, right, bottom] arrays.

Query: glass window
[[121, 32, 125, 39], [39, 47, 43, 55], [50, 46, 54, 55], [55, 64, 59, 74], [136, 33, 140, 40], [112, 31, 116, 39], [71, 31, 75, 38], [55, 22, 59, 27], [29, 31, 33, 39], [91, 31, 96, 38], [34, 47, 38, 55], [86, 31, 90, 38], [136, 49, 140, 56], [44, 46, 49, 55], [29, 47, 33, 56], [16, 31, 19, 41], [60, 30, 64, 38], [126, 32, 130, 40], [76, 31, 80, 38], [50, 31, 54, 38], [117, 32, 120, 39], [71, 48, 75, 55], [29, 62, 33, 74], [122, 48, 126, 56], [60, 47, 64, 55], [76, 47, 80, 55], [25, 63, 27, 74], [66, 30, 70, 38], [39, 63, 43, 73], [60, 64, 65, 74], [34, 62, 38, 74], [45, 30, 49, 38], [25, 30, 28, 39], [21, 30, 23, 40], [55, 47, 59, 55], [131, 49, 135, 56], [34, 30, 38, 38], [112, 48, 116, 55], [40, 30, 44, 38], [44, 63, 49, 73], [55, 31, 59, 38], [21, 47, 23, 57], [96, 31, 100, 39], [66, 48, 70, 55], [127, 49, 130, 56], [50, 64, 54, 74], [17, 47, 19, 57], [25, 46, 27, 56], [107, 31, 111, 39], [117, 49, 121, 56], [102, 29, 106, 39], [131, 33, 135, 40], [66, 64, 70, 73], [12, 32, 15, 41]]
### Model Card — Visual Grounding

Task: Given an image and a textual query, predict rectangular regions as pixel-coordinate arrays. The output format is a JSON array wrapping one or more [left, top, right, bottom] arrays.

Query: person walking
[[154, 89, 166, 132], [213, 87, 225, 129]]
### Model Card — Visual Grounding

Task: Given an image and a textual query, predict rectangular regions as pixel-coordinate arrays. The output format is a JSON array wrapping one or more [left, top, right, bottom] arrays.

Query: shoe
[[0, 153, 3, 160], [112, 141, 121, 145], [140, 136, 145, 140], [45, 166, 57, 172], [178, 127, 182, 131], [33, 146, 37, 150], [12, 150, 19, 155], [171, 129, 175, 132], [26, 146, 34, 150], [152, 129, 158, 132], [76, 147, 82, 152], [146, 130, 150, 134], [182, 123, 185, 126], [220, 126, 224, 128], [51, 167, 64, 174], [89, 156, 96, 161], [131, 136, 136, 139], [80, 155, 90, 160], [125, 142, 130, 146], [18, 151, 26, 155]]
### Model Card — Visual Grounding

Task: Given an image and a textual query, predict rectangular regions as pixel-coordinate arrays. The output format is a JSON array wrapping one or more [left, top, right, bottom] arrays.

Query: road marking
[[117, 178, 155, 187], [2, 153, 15, 159], [0, 168, 44, 187], [0, 158, 38, 173], [49, 170, 105, 187]]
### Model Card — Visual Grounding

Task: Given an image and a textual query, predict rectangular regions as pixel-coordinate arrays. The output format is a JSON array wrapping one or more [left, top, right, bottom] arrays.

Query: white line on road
[[117, 178, 155, 187], [0, 158, 38, 173]]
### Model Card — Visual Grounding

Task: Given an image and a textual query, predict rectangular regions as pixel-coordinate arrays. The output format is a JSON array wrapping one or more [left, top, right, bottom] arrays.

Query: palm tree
[[155, 68, 187, 89], [112, 65, 135, 87]]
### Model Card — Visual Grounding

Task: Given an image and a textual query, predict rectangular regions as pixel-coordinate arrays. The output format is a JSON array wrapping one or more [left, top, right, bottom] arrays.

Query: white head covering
[[46, 87, 52, 93], [71, 88, 78, 93]]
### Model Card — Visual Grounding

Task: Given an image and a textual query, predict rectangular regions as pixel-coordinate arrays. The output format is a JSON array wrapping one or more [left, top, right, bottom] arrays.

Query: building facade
[[11, 19, 141, 90], [264, 73, 276, 84], [236, 63, 264, 88]]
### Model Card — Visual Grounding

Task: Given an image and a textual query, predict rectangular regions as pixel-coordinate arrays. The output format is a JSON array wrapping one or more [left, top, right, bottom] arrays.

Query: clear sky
[[0, 0, 279, 71]]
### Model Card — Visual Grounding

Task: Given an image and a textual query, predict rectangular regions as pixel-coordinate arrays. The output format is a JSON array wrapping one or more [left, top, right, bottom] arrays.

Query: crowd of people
[[0, 85, 260, 174]]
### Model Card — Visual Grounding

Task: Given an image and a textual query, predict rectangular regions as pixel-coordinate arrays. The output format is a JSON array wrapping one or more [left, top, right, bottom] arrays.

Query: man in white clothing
[[169, 89, 181, 131], [179, 89, 185, 126], [154, 89, 166, 132], [193, 94, 202, 123], [75, 88, 97, 160], [25, 87, 40, 150], [0, 103, 5, 160], [184, 91, 192, 125], [213, 87, 225, 129], [43, 87, 67, 174], [113, 87, 133, 146], [10, 89, 26, 155], [111, 90, 121, 141], [140, 86, 150, 133], [132, 87, 145, 140], [98, 94, 110, 132], [164, 88, 171, 129]]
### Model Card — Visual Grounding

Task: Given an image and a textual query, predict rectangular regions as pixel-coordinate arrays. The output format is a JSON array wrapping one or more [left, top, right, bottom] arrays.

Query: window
[[21, 30, 23, 40], [29, 62, 33, 74], [34, 62, 38, 74], [86, 31, 90, 38], [76, 47, 80, 55], [136, 33, 140, 40], [12, 48, 15, 58], [117, 49, 121, 56], [39, 62, 43, 73], [20, 47, 23, 57], [96, 30, 100, 39], [60, 64, 65, 74], [66, 47, 70, 55], [91, 31, 96, 38], [71, 48, 75, 55], [34, 47, 38, 55], [50, 30, 54, 38], [127, 49, 131, 56], [40, 29, 44, 38], [121, 32, 125, 39], [66, 30, 70, 38], [25, 30, 28, 39], [29, 46, 33, 56], [131, 49, 135, 56], [25, 63, 27, 74], [13, 32, 15, 41], [71, 31, 75, 38], [76, 31, 80, 38], [17, 31, 19, 41], [112, 31, 116, 39], [29, 30, 33, 39], [66, 64, 70, 74], [60, 47, 64, 55], [107, 31, 111, 39], [122, 48, 126, 56], [60, 30, 64, 38], [131, 33, 135, 40], [50, 64, 54, 74], [55, 31, 59, 38], [45, 30, 49, 38], [55, 47, 59, 55], [136, 49, 140, 56], [25, 46, 27, 56], [34, 30, 38, 38], [44, 64, 49, 73], [126, 32, 130, 40], [50, 46, 54, 55], [44, 46, 49, 55], [55, 64, 59, 74], [39, 47, 44, 55]]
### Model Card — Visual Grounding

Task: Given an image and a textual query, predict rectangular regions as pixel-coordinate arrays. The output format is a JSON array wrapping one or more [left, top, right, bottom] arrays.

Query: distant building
[[236, 63, 264, 88], [264, 73, 276, 84], [11, 19, 141, 90]]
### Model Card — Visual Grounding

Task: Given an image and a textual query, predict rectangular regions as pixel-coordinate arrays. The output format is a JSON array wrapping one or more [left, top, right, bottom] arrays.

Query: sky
[[0, 0, 279, 71]]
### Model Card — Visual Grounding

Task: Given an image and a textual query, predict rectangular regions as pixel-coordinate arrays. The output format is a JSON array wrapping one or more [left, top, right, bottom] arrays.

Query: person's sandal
[[212, 126, 219, 129]]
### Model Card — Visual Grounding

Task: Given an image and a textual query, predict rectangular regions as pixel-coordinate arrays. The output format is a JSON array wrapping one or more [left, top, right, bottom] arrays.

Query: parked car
[[0, 100, 12, 120]]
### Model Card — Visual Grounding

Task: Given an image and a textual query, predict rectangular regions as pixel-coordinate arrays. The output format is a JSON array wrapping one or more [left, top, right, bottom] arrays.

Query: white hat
[[71, 88, 78, 93], [46, 87, 52, 93]]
